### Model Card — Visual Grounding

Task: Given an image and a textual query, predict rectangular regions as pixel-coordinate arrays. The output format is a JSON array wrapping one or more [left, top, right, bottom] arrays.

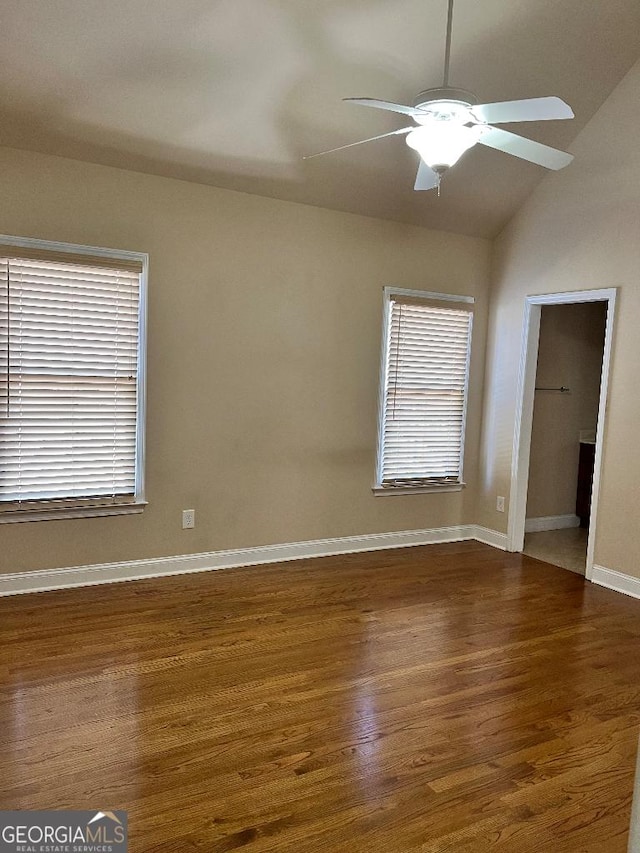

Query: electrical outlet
[[182, 509, 195, 529], [496, 496, 505, 513]]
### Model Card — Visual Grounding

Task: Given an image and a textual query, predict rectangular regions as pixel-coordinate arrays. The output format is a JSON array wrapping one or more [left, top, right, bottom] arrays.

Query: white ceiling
[[1, 0, 639, 238]]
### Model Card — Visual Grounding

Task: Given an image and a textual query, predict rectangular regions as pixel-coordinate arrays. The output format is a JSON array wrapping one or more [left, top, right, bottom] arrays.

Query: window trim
[[0, 233, 149, 522], [373, 286, 474, 495]]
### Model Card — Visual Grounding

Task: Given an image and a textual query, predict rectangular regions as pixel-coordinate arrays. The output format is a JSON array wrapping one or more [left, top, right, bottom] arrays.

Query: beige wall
[[0, 146, 491, 575], [479, 59, 640, 578], [527, 302, 606, 519]]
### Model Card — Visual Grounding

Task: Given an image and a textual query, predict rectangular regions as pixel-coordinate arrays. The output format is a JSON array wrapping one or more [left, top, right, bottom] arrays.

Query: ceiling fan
[[304, 0, 575, 191]]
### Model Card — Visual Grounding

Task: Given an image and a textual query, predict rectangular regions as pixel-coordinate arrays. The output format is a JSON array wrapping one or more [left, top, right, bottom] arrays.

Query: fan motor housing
[[413, 87, 478, 109], [412, 88, 479, 126]]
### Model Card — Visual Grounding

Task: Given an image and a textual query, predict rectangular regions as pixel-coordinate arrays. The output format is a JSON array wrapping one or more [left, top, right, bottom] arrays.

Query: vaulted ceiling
[[1, 0, 639, 237]]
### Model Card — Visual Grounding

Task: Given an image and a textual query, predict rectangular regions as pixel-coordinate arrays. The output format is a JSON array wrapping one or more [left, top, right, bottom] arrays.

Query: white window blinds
[[376, 291, 473, 489], [0, 250, 144, 514]]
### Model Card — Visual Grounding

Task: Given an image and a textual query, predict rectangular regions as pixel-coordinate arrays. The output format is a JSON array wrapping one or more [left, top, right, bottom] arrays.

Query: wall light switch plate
[[496, 496, 506, 513]]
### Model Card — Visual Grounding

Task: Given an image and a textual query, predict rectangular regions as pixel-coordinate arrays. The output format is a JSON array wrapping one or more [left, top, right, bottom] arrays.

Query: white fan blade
[[303, 127, 413, 160], [343, 97, 424, 117], [478, 126, 573, 170], [414, 161, 440, 191], [472, 96, 574, 125]]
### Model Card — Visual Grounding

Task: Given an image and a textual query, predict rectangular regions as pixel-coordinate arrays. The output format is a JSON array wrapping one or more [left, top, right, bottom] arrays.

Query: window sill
[[372, 483, 465, 496], [0, 501, 148, 524]]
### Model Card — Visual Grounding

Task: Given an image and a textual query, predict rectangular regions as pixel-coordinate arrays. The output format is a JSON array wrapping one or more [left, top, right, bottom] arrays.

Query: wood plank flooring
[[1, 541, 639, 851]]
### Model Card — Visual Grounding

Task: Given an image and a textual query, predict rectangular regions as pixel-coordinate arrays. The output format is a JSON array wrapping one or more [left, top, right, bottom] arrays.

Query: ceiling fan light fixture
[[306, 0, 575, 186], [406, 122, 484, 172]]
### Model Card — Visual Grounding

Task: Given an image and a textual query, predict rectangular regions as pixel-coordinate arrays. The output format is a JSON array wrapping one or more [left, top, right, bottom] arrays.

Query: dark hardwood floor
[[1, 541, 639, 851]]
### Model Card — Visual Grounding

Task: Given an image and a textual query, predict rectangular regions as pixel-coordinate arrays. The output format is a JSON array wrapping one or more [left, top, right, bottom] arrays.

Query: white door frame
[[507, 287, 617, 580]]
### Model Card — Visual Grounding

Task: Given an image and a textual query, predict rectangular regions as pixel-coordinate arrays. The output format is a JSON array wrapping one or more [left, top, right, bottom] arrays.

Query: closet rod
[[535, 386, 571, 392]]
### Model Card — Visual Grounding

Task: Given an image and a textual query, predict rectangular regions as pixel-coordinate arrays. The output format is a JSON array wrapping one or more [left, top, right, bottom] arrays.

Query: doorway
[[507, 289, 617, 581], [521, 302, 607, 574]]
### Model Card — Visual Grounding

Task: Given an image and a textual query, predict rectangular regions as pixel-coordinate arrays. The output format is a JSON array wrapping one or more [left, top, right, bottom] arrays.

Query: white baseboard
[[7, 526, 638, 600], [0, 524, 485, 596], [591, 565, 640, 600], [525, 514, 580, 533], [473, 526, 508, 550]]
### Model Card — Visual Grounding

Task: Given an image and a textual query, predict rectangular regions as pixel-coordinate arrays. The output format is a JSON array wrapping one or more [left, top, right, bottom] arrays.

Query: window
[[0, 236, 147, 521], [375, 287, 473, 493]]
